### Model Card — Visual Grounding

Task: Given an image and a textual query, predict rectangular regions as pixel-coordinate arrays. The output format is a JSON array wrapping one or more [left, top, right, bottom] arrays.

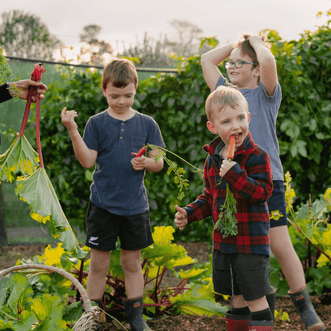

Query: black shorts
[[85, 201, 154, 251], [268, 181, 288, 228], [212, 250, 270, 302]]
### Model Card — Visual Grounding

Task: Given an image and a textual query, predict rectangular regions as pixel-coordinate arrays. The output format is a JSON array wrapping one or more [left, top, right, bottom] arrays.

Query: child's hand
[[131, 155, 147, 171], [61, 107, 78, 133], [174, 205, 188, 230], [220, 159, 236, 177], [248, 35, 264, 48]]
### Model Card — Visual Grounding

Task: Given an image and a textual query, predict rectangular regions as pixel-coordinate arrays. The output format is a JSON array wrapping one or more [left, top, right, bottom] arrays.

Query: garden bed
[[1, 242, 330, 330]]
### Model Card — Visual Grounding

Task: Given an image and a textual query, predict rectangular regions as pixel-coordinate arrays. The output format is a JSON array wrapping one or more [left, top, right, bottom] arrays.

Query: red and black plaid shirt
[[185, 132, 273, 256]]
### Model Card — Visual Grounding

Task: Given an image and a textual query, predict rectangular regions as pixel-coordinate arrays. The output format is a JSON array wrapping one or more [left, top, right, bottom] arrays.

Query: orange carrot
[[227, 135, 235, 160]]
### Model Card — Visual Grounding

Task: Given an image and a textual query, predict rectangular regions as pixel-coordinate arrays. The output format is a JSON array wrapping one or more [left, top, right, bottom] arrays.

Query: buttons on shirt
[[120, 122, 125, 140]]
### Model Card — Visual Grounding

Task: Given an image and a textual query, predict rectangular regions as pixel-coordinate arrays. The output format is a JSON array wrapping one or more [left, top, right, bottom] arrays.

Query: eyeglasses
[[224, 60, 258, 69]]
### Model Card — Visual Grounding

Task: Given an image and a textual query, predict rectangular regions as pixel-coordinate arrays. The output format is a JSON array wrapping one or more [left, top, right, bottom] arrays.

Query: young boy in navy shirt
[[175, 86, 274, 330], [61, 58, 164, 331], [201, 34, 325, 331]]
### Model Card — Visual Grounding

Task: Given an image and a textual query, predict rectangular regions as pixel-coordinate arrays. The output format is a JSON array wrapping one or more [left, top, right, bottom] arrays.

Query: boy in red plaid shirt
[[175, 86, 274, 330]]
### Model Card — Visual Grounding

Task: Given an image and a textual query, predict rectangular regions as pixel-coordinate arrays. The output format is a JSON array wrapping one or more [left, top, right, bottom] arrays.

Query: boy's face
[[103, 82, 136, 115], [227, 47, 260, 88], [207, 99, 251, 150]]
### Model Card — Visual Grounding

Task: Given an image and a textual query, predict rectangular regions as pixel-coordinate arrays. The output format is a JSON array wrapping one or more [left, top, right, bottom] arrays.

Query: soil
[[1, 242, 330, 330]]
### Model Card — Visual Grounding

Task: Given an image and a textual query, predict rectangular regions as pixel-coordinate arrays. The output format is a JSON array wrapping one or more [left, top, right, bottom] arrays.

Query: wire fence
[[5, 56, 178, 74]]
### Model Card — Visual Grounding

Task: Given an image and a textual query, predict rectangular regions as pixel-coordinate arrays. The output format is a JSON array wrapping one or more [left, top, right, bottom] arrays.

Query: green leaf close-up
[[0, 135, 39, 183], [15, 167, 87, 259]]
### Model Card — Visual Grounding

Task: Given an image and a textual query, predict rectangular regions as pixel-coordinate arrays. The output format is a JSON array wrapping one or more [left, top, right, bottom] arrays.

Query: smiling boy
[[175, 86, 274, 330]]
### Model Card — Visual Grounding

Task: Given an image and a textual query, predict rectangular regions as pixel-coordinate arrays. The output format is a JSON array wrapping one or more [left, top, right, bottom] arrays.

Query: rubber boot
[[248, 320, 273, 330], [123, 296, 152, 331], [225, 309, 251, 331], [289, 287, 326, 330], [266, 286, 276, 321]]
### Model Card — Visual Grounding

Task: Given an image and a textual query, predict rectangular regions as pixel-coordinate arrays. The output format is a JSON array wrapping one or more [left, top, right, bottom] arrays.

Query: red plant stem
[[172, 279, 189, 298], [35, 96, 44, 168], [152, 266, 161, 302], [156, 267, 167, 289], [288, 218, 331, 263], [18, 87, 34, 137]]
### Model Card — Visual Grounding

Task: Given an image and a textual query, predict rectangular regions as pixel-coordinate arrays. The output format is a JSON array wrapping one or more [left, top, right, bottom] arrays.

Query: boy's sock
[[231, 306, 250, 316], [250, 307, 273, 321]]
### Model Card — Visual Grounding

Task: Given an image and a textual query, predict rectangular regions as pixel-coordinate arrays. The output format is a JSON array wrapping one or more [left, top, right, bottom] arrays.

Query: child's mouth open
[[232, 133, 242, 143]]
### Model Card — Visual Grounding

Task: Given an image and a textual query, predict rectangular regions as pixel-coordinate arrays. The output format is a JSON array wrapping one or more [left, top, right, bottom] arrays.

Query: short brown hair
[[233, 33, 270, 69], [205, 86, 248, 121], [102, 58, 138, 90]]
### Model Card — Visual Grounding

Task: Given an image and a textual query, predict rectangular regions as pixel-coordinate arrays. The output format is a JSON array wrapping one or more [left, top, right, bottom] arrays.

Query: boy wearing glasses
[[201, 34, 325, 331]]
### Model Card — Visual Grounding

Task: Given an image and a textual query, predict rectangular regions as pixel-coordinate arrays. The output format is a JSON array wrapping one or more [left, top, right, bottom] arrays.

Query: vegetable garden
[[0, 10, 331, 330]]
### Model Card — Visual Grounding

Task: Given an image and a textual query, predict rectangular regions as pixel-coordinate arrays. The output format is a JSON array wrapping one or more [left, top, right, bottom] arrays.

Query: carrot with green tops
[[227, 135, 235, 161]]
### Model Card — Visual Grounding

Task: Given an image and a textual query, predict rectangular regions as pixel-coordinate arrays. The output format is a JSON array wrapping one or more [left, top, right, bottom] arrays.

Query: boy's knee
[[120, 253, 141, 273], [90, 259, 110, 274]]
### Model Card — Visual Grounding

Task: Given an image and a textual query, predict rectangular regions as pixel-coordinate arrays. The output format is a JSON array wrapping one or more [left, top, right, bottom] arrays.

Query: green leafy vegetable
[[214, 184, 238, 238], [15, 168, 87, 259], [146, 144, 203, 200], [0, 135, 39, 182]]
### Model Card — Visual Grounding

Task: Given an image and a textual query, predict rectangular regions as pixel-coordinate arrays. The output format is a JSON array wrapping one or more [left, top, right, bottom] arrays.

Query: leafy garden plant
[[0, 64, 86, 259], [270, 172, 331, 296], [0, 226, 227, 330]]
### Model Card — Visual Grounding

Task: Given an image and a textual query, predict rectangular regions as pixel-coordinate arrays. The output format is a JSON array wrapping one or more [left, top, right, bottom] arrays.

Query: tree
[[78, 24, 114, 65], [120, 32, 176, 68], [0, 10, 62, 60], [118, 20, 204, 67], [79, 24, 102, 44], [167, 19, 203, 57]]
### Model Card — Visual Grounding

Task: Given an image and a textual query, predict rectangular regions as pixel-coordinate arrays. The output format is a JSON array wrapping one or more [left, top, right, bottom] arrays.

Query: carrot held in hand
[[131, 146, 147, 157], [227, 135, 235, 161]]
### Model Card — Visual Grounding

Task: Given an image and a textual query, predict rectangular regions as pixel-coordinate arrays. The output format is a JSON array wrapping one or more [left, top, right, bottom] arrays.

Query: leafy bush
[[264, 13, 331, 203], [270, 172, 331, 295]]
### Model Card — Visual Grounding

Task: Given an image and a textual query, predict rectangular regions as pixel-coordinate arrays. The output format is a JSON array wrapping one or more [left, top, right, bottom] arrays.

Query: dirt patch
[[1, 242, 330, 330]]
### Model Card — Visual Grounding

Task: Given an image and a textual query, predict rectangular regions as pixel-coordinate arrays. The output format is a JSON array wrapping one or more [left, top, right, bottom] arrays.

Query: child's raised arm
[[201, 43, 234, 91], [61, 107, 97, 169], [248, 36, 278, 96]]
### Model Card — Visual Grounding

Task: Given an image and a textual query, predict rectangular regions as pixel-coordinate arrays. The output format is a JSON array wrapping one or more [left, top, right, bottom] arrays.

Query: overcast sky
[[1, 0, 330, 52]]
